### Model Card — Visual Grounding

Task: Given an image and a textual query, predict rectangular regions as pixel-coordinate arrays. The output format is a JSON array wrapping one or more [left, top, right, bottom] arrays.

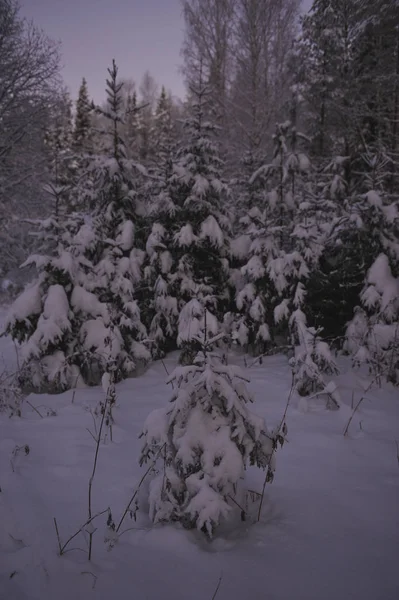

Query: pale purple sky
[[20, 0, 312, 104], [20, 0, 186, 102]]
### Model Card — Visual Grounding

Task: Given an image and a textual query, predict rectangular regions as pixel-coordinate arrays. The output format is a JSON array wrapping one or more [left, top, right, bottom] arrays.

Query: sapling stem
[[26, 400, 43, 418], [87, 385, 110, 560], [211, 573, 223, 600], [53, 508, 109, 556], [257, 376, 293, 521], [116, 444, 166, 533]]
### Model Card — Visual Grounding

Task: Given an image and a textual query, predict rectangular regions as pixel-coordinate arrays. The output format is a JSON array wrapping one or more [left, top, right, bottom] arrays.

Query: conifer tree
[[143, 68, 233, 361], [351, 0, 399, 180], [74, 77, 93, 152], [174, 73, 232, 347], [5, 210, 91, 391], [231, 120, 317, 351], [289, 309, 339, 401], [6, 61, 149, 390], [137, 71, 157, 163], [310, 149, 399, 341], [296, 1, 399, 345], [343, 151, 399, 383], [299, 0, 399, 193], [345, 253, 399, 385], [151, 87, 174, 164], [298, 0, 358, 161], [78, 60, 150, 379], [142, 88, 179, 357], [125, 91, 140, 159], [140, 320, 278, 537]]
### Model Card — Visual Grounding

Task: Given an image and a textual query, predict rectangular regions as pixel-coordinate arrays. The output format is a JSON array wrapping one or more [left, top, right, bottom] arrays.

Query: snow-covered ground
[[1, 309, 398, 600]]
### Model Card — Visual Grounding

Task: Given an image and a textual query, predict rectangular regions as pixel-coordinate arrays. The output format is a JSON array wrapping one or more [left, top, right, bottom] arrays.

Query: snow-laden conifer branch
[[140, 316, 278, 536]]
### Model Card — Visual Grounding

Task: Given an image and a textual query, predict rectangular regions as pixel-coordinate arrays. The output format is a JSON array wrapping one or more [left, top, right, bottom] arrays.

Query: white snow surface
[[0, 309, 398, 600]]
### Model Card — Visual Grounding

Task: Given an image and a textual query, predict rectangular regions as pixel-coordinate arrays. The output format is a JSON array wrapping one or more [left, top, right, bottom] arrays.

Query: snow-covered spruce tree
[[346, 152, 398, 262], [141, 88, 180, 357], [5, 210, 91, 392], [139, 321, 278, 537], [298, 0, 352, 159], [350, 0, 399, 191], [124, 91, 140, 159], [230, 119, 324, 354], [73, 77, 93, 153], [143, 221, 179, 359], [143, 71, 232, 361], [345, 254, 399, 385], [173, 74, 233, 363], [151, 87, 174, 162], [75, 60, 150, 383], [136, 71, 158, 164], [289, 309, 338, 402], [6, 61, 149, 391], [226, 149, 267, 352], [303, 154, 352, 339], [70, 78, 98, 212], [236, 150, 266, 213], [317, 151, 399, 343]]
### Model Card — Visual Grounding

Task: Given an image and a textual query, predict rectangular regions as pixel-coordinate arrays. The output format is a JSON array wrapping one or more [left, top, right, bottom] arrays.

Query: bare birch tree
[[229, 0, 300, 162], [0, 0, 62, 277], [181, 0, 300, 169], [181, 0, 236, 129]]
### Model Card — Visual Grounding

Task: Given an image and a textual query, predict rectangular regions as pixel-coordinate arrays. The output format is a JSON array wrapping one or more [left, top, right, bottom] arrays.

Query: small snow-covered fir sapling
[[289, 309, 339, 405], [139, 322, 279, 537]]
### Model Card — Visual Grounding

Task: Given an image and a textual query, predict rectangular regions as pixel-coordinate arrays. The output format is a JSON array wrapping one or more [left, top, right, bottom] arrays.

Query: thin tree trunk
[[390, 26, 399, 193]]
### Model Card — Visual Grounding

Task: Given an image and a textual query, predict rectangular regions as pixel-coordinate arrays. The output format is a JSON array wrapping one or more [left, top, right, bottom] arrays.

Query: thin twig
[[53, 518, 62, 554], [81, 571, 98, 590], [26, 400, 44, 419], [88, 388, 109, 560], [246, 345, 294, 369], [71, 371, 81, 404], [61, 547, 87, 555], [257, 377, 294, 522], [161, 358, 174, 389], [89, 409, 98, 436], [116, 444, 166, 533], [343, 397, 366, 436], [117, 526, 151, 538], [86, 428, 97, 443], [395, 440, 399, 468], [160, 359, 170, 376], [211, 573, 223, 600], [343, 368, 390, 437], [55, 508, 109, 556], [227, 494, 247, 518], [13, 341, 21, 371]]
